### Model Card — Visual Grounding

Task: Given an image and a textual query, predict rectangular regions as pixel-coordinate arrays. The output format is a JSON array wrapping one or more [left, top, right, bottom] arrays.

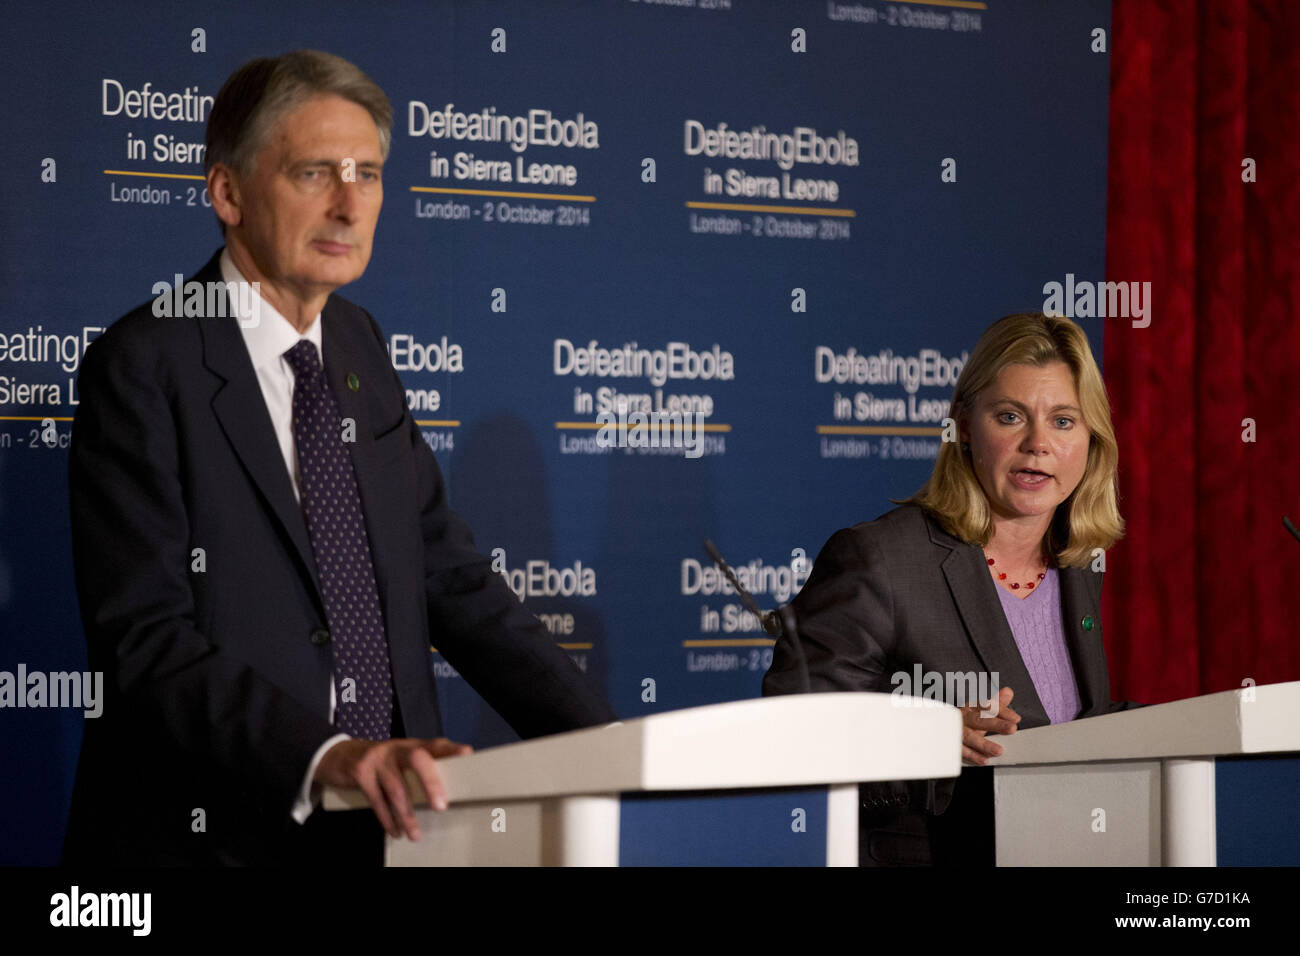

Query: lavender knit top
[[993, 568, 1081, 724]]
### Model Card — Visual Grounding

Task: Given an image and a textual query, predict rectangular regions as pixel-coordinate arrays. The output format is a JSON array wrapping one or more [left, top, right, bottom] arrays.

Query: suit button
[[309, 628, 331, 646]]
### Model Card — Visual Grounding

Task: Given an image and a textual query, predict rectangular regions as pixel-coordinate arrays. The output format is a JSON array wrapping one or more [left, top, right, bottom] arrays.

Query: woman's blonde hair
[[894, 312, 1123, 567]]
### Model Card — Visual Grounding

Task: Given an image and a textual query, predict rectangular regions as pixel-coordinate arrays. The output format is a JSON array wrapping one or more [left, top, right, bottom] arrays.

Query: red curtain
[[1104, 0, 1300, 704]]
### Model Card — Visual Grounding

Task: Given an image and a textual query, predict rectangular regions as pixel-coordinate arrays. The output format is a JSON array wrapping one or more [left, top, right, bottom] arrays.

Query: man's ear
[[207, 163, 242, 231]]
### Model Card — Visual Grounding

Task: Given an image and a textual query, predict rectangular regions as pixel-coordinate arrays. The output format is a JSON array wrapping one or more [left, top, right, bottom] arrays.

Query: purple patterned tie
[[284, 340, 393, 740]]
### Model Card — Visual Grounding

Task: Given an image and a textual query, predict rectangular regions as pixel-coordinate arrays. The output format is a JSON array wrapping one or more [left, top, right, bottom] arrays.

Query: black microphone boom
[[1285, 516, 1300, 545], [703, 539, 810, 694]]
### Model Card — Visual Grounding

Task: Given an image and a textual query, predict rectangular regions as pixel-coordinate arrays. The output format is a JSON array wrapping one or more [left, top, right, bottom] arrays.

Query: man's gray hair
[[205, 49, 392, 186]]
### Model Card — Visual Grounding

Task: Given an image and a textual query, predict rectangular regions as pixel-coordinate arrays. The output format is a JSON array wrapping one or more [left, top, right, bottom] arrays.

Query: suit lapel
[[1058, 566, 1107, 716], [320, 303, 371, 465], [925, 512, 1050, 725], [319, 304, 396, 625], [196, 250, 326, 617]]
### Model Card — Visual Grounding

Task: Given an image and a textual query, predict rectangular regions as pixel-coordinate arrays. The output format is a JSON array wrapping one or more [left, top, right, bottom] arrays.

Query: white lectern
[[987, 681, 1300, 866], [323, 692, 961, 866]]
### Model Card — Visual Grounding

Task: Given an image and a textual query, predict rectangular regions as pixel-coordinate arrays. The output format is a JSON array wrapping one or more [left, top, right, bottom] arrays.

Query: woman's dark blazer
[[762, 503, 1140, 864]]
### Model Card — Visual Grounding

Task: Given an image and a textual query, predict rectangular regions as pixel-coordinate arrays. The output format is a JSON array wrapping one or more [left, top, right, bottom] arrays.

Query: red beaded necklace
[[986, 551, 1049, 590]]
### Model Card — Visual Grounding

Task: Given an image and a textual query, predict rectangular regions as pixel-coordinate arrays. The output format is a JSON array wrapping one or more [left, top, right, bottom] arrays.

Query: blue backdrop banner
[[0, 0, 1110, 864]]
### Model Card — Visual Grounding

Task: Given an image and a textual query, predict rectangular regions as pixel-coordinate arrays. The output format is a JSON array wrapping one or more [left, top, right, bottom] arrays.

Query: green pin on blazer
[[346, 372, 360, 391], [1082, 615, 1094, 630]]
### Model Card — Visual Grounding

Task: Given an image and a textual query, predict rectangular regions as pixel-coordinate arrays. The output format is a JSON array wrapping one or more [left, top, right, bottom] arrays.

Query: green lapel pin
[[1082, 615, 1094, 631], [346, 372, 359, 392]]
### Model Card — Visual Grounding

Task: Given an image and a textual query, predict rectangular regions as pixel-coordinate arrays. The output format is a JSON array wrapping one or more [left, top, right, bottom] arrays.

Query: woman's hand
[[960, 685, 1021, 765]]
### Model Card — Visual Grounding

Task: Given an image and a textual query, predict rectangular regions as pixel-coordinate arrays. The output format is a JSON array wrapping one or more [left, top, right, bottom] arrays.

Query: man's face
[[228, 93, 383, 299], [960, 361, 1092, 523]]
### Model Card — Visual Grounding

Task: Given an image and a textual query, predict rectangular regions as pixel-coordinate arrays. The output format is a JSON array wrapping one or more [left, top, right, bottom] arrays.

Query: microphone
[[1285, 516, 1300, 545], [702, 539, 810, 694]]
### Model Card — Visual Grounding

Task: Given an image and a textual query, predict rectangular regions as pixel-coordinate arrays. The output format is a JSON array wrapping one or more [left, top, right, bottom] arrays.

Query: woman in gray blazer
[[763, 312, 1140, 865]]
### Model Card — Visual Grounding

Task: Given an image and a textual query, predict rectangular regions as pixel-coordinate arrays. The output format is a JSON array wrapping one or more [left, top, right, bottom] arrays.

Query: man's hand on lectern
[[959, 686, 1020, 766], [314, 737, 473, 840]]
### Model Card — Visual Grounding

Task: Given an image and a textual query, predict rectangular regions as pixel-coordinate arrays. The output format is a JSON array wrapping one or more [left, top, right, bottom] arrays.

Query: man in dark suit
[[62, 50, 615, 866]]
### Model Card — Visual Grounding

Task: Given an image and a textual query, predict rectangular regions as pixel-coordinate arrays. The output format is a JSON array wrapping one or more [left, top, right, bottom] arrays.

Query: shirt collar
[[220, 246, 323, 374]]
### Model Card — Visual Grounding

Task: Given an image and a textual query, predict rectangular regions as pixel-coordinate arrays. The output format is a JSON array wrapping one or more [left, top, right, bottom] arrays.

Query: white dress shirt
[[219, 248, 350, 824]]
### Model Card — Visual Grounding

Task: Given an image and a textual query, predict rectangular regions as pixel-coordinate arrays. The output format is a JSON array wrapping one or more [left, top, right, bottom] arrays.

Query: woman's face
[[961, 361, 1092, 523]]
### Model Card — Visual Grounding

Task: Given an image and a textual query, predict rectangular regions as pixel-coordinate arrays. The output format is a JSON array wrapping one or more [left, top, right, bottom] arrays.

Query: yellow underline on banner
[[431, 643, 591, 653], [414, 419, 461, 427], [411, 185, 596, 202], [817, 425, 943, 436], [683, 638, 776, 648], [686, 201, 855, 218], [105, 169, 206, 181], [0, 415, 74, 421], [555, 421, 732, 432], [890, 0, 987, 9]]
